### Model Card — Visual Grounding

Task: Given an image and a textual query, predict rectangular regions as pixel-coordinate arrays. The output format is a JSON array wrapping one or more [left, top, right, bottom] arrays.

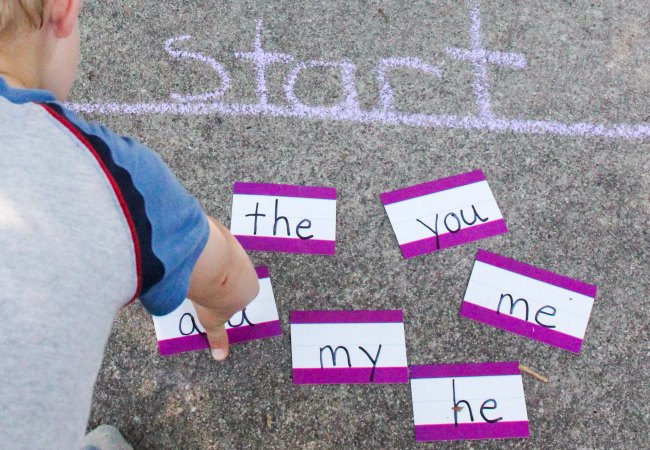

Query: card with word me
[[460, 249, 597, 353], [231, 181, 337, 255], [290, 310, 409, 384], [410, 362, 530, 441], [152, 266, 282, 356], [380, 170, 507, 258]]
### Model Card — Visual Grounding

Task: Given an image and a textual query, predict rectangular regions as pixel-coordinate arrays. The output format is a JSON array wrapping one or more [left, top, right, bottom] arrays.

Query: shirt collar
[[0, 76, 57, 104]]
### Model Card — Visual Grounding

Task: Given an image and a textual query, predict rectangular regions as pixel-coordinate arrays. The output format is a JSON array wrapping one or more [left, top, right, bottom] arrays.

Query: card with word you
[[460, 249, 597, 353], [410, 362, 530, 441], [152, 266, 282, 355], [230, 181, 337, 255], [290, 310, 409, 384], [380, 170, 507, 258]]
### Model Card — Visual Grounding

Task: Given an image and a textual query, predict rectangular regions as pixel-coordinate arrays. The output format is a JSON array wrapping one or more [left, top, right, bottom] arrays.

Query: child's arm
[[187, 216, 259, 361]]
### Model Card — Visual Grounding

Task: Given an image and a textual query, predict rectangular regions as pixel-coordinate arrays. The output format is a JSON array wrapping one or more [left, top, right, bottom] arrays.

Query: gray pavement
[[74, 1, 648, 448]]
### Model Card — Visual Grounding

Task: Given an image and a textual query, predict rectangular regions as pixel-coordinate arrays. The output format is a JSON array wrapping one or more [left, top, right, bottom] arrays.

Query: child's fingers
[[193, 302, 231, 361]]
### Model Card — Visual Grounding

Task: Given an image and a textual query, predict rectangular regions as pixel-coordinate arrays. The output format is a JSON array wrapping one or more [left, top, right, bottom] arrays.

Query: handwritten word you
[[69, 0, 649, 140]]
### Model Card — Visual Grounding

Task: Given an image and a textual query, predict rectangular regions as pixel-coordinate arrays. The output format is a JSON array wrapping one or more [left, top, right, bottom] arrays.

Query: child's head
[[0, 0, 82, 100]]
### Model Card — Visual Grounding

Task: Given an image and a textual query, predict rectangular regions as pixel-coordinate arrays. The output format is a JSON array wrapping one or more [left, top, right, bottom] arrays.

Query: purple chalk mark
[[290, 310, 404, 324], [235, 235, 335, 255], [158, 320, 282, 355], [380, 169, 486, 204], [414, 421, 530, 441], [293, 367, 409, 384], [254, 265, 270, 279], [285, 60, 360, 116], [460, 302, 583, 353], [234, 19, 294, 105], [410, 361, 520, 379], [66, 2, 650, 141], [164, 36, 231, 102], [376, 57, 442, 112], [475, 249, 597, 298], [400, 219, 508, 258], [233, 181, 337, 200]]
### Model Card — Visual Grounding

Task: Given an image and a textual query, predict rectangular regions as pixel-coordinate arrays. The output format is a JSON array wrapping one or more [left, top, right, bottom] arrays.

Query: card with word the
[[152, 266, 282, 355], [460, 249, 597, 353], [380, 170, 507, 258], [290, 310, 409, 384], [230, 181, 337, 255], [410, 362, 530, 442]]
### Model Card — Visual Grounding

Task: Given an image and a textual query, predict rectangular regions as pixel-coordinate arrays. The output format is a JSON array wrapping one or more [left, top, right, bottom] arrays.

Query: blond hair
[[0, 0, 47, 35]]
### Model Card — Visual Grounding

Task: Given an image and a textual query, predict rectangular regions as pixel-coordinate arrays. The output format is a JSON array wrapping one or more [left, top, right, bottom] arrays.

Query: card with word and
[[460, 249, 597, 353], [410, 362, 530, 442], [380, 170, 507, 258], [152, 266, 282, 356], [290, 310, 409, 384], [230, 181, 337, 255]]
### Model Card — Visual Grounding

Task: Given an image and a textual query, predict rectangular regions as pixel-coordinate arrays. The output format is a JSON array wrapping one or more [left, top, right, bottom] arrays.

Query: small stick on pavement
[[519, 364, 549, 383]]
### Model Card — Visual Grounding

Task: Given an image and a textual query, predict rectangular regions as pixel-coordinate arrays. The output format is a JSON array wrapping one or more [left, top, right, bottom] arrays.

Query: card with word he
[[460, 249, 597, 353], [290, 310, 409, 384], [230, 181, 337, 255], [380, 170, 507, 258], [410, 362, 530, 441], [152, 266, 282, 356]]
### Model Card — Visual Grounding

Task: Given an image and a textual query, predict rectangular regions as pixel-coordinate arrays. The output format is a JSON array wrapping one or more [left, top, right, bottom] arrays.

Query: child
[[0, 1, 260, 448]]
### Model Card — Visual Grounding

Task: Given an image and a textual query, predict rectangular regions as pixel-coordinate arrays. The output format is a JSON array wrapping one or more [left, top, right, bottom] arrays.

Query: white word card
[[411, 362, 530, 441], [380, 170, 507, 258], [231, 181, 337, 255], [460, 249, 597, 353], [290, 310, 408, 384], [152, 266, 281, 356]]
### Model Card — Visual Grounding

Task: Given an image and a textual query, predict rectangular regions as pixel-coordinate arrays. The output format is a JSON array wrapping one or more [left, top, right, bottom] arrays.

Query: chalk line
[[68, 101, 650, 140]]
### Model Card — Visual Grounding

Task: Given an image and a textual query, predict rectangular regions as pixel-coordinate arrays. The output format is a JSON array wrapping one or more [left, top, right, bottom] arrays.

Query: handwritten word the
[[246, 199, 313, 240]]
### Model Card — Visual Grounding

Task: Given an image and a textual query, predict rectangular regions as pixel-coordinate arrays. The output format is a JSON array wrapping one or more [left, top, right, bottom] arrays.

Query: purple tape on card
[[460, 250, 597, 353], [380, 170, 508, 258]]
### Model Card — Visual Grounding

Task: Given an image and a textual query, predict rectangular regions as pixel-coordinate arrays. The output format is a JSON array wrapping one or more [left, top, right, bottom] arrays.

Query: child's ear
[[48, 0, 82, 38]]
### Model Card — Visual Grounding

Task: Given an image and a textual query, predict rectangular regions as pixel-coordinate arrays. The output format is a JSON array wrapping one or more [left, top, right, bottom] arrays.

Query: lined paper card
[[380, 170, 507, 258], [231, 181, 337, 255], [290, 310, 409, 384], [152, 266, 282, 355], [410, 362, 530, 441], [460, 249, 597, 353]]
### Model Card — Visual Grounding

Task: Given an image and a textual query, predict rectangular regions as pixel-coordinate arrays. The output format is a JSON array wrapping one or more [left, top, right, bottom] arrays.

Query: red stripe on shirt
[[39, 103, 142, 304]]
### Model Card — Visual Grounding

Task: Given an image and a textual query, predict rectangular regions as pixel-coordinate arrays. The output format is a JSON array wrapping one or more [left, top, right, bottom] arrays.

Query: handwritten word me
[[69, 0, 650, 140], [460, 249, 597, 353]]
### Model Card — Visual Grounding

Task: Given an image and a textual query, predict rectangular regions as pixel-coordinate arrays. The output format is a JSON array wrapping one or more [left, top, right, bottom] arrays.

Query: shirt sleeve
[[49, 102, 209, 316]]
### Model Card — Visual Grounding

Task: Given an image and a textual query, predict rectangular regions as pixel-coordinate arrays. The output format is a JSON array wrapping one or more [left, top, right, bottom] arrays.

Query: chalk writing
[[68, 0, 649, 140]]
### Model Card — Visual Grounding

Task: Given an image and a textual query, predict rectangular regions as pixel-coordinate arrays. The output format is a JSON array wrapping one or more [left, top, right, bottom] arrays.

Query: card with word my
[[380, 170, 507, 258], [290, 310, 409, 384], [410, 362, 530, 441], [152, 266, 282, 356], [460, 249, 597, 353], [230, 181, 337, 255]]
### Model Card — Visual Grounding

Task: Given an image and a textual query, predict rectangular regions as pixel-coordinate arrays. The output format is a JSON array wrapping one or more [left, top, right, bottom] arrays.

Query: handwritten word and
[[381, 170, 507, 258], [69, 0, 650, 140], [410, 362, 530, 441], [290, 310, 409, 384], [460, 249, 597, 353], [152, 266, 281, 355], [230, 182, 337, 255]]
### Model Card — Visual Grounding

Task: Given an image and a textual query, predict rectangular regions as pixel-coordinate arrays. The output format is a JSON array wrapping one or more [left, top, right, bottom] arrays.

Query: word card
[[152, 266, 282, 355], [460, 249, 597, 353], [410, 362, 530, 441], [380, 170, 507, 258], [290, 310, 409, 384], [231, 181, 337, 255]]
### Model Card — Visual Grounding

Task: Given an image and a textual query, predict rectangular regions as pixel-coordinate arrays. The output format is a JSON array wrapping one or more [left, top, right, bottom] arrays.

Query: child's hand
[[187, 216, 259, 361]]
